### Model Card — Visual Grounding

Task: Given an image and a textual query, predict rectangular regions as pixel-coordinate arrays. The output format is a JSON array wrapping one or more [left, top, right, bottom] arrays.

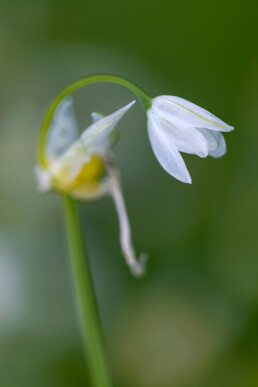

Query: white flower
[[147, 95, 234, 183], [35, 98, 146, 276]]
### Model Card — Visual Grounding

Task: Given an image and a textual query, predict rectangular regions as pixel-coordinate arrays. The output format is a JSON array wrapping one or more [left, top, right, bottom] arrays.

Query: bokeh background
[[1, 0, 258, 386]]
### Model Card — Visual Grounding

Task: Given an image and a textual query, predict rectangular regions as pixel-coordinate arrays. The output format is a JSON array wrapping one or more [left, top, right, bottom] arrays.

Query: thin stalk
[[63, 195, 112, 387], [38, 74, 151, 168]]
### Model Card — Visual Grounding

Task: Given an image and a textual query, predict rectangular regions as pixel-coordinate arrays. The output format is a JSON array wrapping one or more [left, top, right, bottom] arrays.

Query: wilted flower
[[147, 95, 234, 183], [35, 98, 146, 276]]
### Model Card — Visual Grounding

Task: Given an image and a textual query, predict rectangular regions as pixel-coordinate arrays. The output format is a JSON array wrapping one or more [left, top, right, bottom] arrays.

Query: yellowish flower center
[[72, 154, 105, 188]]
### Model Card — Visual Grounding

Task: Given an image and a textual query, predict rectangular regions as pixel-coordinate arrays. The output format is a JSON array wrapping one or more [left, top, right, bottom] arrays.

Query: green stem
[[63, 195, 113, 387], [38, 74, 151, 168]]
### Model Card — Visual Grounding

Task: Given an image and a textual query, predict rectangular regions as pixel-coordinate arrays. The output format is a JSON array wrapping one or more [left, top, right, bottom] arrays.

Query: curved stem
[[38, 74, 151, 168], [63, 195, 112, 387]]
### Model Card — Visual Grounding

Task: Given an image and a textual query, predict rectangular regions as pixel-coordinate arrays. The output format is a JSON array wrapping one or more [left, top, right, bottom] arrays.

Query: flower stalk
[[38, 74, 151, 168], [63, 195, 112, 387]]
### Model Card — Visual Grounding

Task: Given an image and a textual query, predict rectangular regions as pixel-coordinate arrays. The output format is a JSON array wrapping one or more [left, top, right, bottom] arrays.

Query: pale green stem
[[63, 195, 112, 387]]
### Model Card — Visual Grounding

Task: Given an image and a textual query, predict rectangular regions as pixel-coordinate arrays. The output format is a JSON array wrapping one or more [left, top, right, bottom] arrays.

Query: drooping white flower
[[35, 98, 146, 276], [147, 95, 234, 183]]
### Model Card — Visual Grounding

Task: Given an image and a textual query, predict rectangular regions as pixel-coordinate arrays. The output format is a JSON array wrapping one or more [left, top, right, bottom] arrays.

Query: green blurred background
[[0, 0, 258, 386]]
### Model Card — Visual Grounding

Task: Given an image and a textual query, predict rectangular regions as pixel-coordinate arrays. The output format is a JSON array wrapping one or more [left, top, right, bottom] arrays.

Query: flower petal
[[196, 128, 226, 158], [195, 127, 217, 151], [47, 98, 78, 159], [34, 165, 51, 192], [209, 134, 226, 158], [81, 100, 135, 151], [152, 95, 234, 132], [157, 114, 209, 158], [147, 110, 192, 184], [91, 112, 120, 150], [91, 112, 104, 123]]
